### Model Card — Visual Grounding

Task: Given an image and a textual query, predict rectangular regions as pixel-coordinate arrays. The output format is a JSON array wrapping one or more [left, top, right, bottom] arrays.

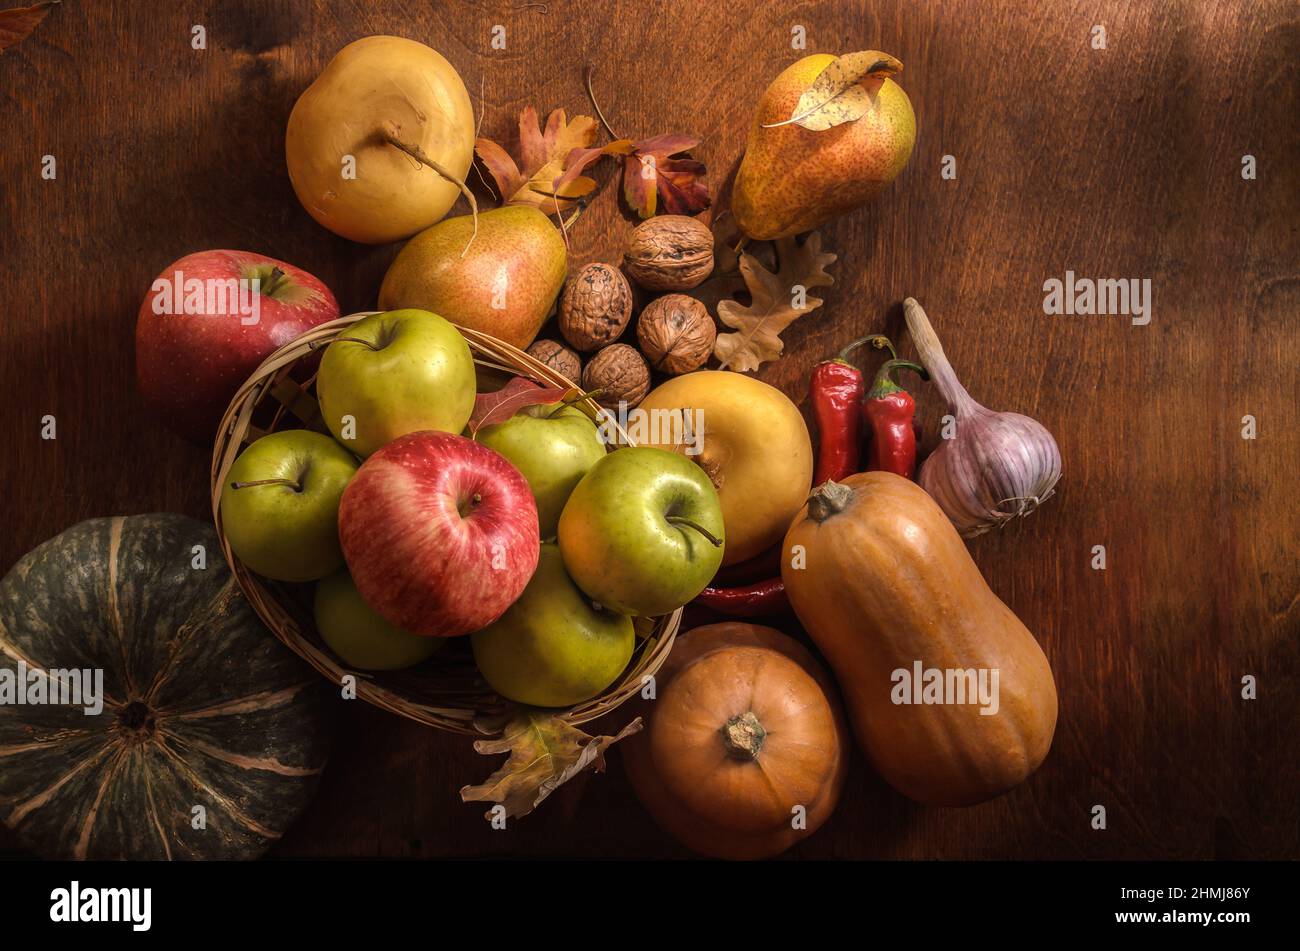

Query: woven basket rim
[[209, 312, 680, 736]]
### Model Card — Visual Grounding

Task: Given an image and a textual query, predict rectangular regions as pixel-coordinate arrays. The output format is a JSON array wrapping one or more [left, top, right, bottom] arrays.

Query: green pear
[[471, 544, 634, 707], [378, 205, 567, 350], [557, 447, 725, 616], [476, 402, 607, 538], [732, 52, 916, 240]]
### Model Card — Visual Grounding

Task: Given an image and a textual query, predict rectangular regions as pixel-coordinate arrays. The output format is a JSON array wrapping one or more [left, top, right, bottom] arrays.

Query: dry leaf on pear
[[475, 107, 601, 214], [765, 51, 904, 132], [713, 232, 837, 372], [460, 712, 643, 821]]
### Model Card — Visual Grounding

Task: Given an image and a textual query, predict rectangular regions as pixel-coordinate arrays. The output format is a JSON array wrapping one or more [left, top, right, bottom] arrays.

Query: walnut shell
[[637, 295, 717, 375], [623, 216, 715, 291], [526, 339, 582, 383], [582, 344, 650, 409], [558, 262, 633, 352]]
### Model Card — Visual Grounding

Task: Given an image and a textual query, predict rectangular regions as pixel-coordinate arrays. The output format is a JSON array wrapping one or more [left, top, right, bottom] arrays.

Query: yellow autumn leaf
[[460, 711, 642, 820], [765, 51, 903, 132]]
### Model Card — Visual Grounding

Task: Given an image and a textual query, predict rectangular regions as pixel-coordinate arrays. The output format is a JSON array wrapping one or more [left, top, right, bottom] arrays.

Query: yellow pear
[[732, 52, 916, 240]]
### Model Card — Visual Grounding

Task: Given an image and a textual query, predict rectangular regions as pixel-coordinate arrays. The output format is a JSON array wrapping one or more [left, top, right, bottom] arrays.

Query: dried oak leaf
[[559, 134, 710, 219], [475, 107, 600, 214], [714, 231, 837, 372], [0, 0, 57, 53], [764, 51, 904, 132], [468, 376, 570, 435], [460, 712, 643, 821]]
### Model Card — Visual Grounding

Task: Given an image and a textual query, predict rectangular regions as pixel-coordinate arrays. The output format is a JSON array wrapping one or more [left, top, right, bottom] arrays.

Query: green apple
[[476, 403, 607, 538], [471, 544, 633, 706], [317, 308, 476, 457], [219, 430, 358, 581], [557, 447, 725, 616], [314, 570, 442, 671]]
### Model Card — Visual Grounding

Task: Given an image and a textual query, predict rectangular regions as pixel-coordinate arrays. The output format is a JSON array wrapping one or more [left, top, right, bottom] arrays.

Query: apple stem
[[229, 478, 302, 492], [667, 516, 723, 547], [379, 121, 479, 257], [545, 388, 604, 417], [259, 266, 287, 297], [326, 336, 382, 351]]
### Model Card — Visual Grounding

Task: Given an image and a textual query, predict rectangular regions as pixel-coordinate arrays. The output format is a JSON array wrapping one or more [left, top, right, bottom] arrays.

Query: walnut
[[558, 262, 633, 352], [526, 338, 582, 383], [636, 295, 716, 374], [623, 215, 715, 291], [582, 344, 650, 409]]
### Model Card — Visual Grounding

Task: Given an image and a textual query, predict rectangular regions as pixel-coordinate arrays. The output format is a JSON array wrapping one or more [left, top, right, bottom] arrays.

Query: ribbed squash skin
[[622, 622, 848, 859], [782, 473, 1057, 806], [0, 515, 330, 859]]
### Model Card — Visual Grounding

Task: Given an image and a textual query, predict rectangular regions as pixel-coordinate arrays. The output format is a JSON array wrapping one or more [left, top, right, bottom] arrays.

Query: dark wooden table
[[2, 1, 1296, 859]]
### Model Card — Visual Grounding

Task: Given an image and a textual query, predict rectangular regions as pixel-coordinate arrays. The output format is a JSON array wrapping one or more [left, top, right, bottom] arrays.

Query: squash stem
[[721, 711, 766, 760], [806, 480, 854, 522]]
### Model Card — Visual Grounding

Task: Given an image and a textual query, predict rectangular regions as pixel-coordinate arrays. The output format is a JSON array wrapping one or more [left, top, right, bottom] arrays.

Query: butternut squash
[[782, 473, 1057, 806]]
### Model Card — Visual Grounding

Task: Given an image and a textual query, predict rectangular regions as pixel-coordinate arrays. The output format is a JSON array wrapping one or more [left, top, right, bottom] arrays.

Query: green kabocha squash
[[0, 515, 330, 859]]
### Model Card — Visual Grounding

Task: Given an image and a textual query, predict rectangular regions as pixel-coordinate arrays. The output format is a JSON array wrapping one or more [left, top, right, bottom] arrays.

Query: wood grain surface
[[1, 0, 1296, 859]]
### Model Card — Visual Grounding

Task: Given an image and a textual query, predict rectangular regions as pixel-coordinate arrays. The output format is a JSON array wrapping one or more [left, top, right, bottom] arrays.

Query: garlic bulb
[[904, 298, 1061, 537]]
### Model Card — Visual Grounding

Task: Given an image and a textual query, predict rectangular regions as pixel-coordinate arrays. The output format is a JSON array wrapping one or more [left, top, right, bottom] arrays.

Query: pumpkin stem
[[806, 480, 854, 522], [720, 711, 766, 761]]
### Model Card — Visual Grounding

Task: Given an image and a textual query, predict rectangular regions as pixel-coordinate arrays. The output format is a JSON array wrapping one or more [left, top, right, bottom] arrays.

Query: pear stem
[[379, 121, 479, 257], [667, 515, 723, 547], [584, 65, 622, 140]]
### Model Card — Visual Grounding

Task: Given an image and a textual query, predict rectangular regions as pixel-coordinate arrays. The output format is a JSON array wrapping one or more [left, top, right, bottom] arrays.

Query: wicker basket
[[209, 313, 679, 813]]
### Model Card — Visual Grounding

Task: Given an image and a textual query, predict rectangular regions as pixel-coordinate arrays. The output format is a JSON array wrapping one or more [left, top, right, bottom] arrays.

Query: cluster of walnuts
[[526, 215, 717, 409]]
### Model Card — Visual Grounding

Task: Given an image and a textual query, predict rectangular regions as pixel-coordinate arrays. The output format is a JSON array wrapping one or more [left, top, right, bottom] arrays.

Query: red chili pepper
[[709, 543, 783, 587], [864, 358, 929, 479], [694, 576, 789, 617], [810, 336, 889, 485]]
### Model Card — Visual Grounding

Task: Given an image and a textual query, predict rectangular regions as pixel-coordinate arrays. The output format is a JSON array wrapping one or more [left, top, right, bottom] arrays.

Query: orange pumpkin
[[782, 473, 1058, 806], [622, 622, 848, 859]]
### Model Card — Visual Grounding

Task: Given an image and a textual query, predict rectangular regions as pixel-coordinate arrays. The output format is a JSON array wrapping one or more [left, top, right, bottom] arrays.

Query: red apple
[[135, 250, 340, 443], [338, 431, 540, 636]]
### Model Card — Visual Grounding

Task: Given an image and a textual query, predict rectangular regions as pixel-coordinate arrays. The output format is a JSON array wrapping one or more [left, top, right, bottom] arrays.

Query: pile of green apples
[[219, 308, 726, 708]]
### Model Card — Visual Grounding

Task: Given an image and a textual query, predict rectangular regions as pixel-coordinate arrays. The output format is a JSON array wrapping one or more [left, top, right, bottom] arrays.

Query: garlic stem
[[903, 298, 979, 417]]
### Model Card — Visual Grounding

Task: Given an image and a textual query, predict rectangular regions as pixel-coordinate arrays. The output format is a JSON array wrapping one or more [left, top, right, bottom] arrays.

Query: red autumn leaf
[[0, 0, 57, 53], [468, 376, 570, 435], [558, 132, 710, 220], [475, 107, 601, 215]]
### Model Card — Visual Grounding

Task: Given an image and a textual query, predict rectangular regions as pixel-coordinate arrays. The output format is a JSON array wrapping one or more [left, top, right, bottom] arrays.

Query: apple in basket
[[338, 431, 540, 636]]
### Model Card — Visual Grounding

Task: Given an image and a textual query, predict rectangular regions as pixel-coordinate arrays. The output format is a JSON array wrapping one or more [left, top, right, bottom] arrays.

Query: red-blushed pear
[[337, 431, 539, 637], [136, 250, 339, 443], [732, 52, 916, 240]]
